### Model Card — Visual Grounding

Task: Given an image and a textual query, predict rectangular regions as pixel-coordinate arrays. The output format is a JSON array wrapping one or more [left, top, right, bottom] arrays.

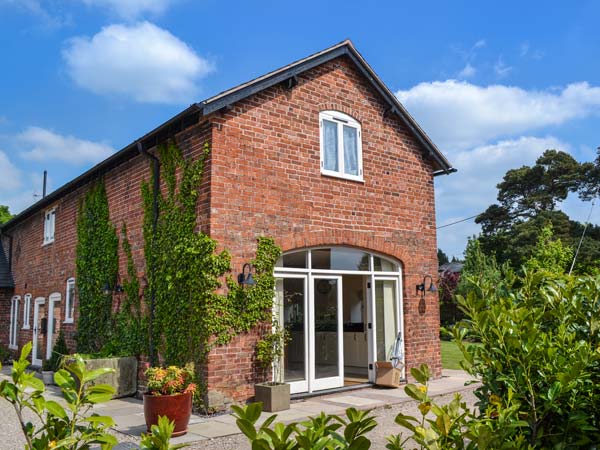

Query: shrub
[[455, 270, 600, 447], [0, 342, 118, 449], [47, 329, 69, 372]]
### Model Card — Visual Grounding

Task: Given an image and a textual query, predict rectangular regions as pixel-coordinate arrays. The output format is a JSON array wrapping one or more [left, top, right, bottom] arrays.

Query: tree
[[475, 148, 600, 273], [525, 224, 573, 274], [437, 248, 449, 266], [0, 205, 12, 224]]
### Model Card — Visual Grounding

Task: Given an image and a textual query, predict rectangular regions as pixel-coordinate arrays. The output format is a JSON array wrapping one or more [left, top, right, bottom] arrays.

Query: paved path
[[0, 367, 477, 448]]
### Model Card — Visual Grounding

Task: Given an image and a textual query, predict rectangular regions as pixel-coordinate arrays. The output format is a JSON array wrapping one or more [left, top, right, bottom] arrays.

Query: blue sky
[[1, 0, 599, 257]]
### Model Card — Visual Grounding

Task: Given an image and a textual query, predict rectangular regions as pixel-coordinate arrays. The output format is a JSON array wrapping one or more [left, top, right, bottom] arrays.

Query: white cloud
[[63, 22, 213, 104], [435, 136, 570, 257], [396, 80, 600, 151], [493, 57, 512, 78], [79, 0, 175, 20], [458, 63, 476, 79], [0, 150, 23, 192], [18, 127, 114, 165], [0, 0, 69, 28]]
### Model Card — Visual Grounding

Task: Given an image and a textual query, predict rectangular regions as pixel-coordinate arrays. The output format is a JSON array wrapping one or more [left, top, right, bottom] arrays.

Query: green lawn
[[441, 340, 481, 370]]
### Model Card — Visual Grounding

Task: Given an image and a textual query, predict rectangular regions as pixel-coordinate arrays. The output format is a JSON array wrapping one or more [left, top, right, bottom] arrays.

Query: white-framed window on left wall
[[65, 278, 75, 323], [9, 295, 20, 349], [22, 294, 31, 329]]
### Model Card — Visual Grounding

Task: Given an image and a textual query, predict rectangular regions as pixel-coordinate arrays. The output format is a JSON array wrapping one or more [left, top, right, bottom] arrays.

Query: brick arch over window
[[277, 230, 410, 268], [316, 103, 365, 124]]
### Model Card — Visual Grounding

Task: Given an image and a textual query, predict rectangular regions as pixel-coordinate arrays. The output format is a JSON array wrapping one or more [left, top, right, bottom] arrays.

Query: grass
[[440, 340, 481, 370]]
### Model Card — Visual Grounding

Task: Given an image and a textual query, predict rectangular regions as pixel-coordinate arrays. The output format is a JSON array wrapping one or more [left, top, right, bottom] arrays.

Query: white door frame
[[309, 275, 344, 391], [46, 293, 61, 360], [368, 276, 405, 381], [32, 297, 45, 366], [275, 274, 309, 394]]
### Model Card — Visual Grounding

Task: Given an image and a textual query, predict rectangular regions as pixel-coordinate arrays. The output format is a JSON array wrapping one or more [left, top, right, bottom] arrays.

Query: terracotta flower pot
[[143, 392, 192, 437]]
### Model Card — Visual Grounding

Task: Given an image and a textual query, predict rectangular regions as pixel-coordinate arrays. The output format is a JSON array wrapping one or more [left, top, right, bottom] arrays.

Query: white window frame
[[43, 208, 56, 245], [65, 278, 75, 323], [319, 111, 363, 182], [9, 295, 20, 349], [22, 294, 31, 329]]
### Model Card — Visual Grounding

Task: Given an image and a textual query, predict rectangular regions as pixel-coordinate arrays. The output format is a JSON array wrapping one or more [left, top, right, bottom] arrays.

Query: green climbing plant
[[141, 142, 281, 402], [75, 180, 119, 354]]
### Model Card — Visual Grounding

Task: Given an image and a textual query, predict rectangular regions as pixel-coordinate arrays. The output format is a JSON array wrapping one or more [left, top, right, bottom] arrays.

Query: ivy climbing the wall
[[141, 142, 281, 400], [102, 224, 147, 357], [75, 180, 119, 354]]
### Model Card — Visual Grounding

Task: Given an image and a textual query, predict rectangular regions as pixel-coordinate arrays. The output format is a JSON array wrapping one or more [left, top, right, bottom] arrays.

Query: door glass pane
[[314, 278, 339, 379], [312, 248, 369, 271], [277, 278, 306, 383], [375, 280, 398, 361], [322, 120, 338, 171], [343, 125, 358, 175], [35, 304, 46, 363]]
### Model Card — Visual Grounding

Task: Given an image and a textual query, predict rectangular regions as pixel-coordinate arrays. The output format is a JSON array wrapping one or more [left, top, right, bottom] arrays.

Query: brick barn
[[0, 40, 454, 409]]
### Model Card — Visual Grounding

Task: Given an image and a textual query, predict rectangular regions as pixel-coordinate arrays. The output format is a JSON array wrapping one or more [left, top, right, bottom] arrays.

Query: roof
[[1, 39, 454, 232], [439, 262, 464, 273], [0, 244, 14, 288]]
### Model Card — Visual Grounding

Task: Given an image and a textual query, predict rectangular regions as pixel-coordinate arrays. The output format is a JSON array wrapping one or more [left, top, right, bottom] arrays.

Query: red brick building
[[0, 40, 454, 408]]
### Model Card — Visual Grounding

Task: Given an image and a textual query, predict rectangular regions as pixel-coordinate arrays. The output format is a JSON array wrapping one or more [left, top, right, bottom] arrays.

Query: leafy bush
[[46, 329, 69, 372], [455, 270, 600, 447], [0, 343, 11, 363], [140, 415, 188, 450], [0, 342, 117, 449], [232, 402, 377, 449]]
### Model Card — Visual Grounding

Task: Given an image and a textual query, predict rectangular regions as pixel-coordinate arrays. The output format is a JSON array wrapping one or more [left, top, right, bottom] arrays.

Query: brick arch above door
[[276, 231, 410, 269]]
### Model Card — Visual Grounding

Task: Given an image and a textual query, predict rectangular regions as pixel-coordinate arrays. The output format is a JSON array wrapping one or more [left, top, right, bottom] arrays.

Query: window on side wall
[[65, 278, 75, 323], [9, 295, 20, 349], [319, 111, 363, 182], [22, 294, 31, 329], [43, 208, 56, 245]]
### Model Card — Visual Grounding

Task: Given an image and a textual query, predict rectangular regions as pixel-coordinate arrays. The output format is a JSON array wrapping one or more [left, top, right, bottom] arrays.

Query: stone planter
[[81, 356, 138, 399], [254, 382, 290, 412], [42, 371, 54, 385], [143, 392, 192, 437]]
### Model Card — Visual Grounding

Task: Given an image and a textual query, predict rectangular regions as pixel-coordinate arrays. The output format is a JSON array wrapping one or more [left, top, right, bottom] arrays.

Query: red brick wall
[[0, 121, 212, 358], [207, 55, 441, 405]]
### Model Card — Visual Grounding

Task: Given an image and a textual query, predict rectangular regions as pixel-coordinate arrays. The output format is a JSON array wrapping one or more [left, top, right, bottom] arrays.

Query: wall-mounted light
[[238, 263, 256, 287], [103, 281, 124, 296], [416, 275, 437, 298]]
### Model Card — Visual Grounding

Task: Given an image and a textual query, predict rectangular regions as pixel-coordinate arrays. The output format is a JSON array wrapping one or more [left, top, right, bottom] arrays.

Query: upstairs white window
[[65, 278, 75, 323], [9, 296, 20, 349], [319, 111, 363, 182], [22, 294, 31, 329], [43, 208, 55, 245]]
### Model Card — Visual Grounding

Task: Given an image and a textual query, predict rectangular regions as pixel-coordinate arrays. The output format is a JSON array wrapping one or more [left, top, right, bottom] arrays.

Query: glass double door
[[276, 274, 402, 394], [276, 275, 343, 393]]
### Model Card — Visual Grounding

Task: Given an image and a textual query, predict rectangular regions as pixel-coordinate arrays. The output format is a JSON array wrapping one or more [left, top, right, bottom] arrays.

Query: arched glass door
[[274, 247, 404, 394]]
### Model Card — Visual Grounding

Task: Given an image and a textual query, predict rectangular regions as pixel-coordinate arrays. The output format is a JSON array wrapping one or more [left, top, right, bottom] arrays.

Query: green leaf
[[236, 418, 257, 440], [82, 368, 115, 384], [45, 400, 68, 419]]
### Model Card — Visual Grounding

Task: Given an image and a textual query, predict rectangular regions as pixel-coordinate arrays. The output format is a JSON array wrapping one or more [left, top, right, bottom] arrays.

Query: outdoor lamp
[[238, 263, 256, 287], [103, 281, 124, 295], [416, 275, 437, 298]]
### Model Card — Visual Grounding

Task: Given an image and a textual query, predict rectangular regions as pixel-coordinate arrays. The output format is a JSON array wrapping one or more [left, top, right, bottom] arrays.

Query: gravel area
[[186, 386, 478, 450], [1, 386, 477, 449]]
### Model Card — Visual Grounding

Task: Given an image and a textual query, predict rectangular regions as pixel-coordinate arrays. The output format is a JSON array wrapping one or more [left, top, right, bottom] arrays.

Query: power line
[[436, 214, 480, 230], [568, 199, 595, 275]]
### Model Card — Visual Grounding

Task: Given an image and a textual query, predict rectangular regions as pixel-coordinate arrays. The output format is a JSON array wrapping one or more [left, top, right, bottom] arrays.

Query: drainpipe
[[137, 141, 160, 367]]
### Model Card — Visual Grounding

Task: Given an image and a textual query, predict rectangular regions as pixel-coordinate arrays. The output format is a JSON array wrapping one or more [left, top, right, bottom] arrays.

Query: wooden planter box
[[254, 382, 290, 412], [82, 356, 138, 398]]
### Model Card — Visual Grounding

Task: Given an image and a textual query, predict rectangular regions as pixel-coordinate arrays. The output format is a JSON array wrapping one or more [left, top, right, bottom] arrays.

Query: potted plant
[[41, 359, 54, 384], [143, 364, 196, 437], [254, 321, 290, 412]]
